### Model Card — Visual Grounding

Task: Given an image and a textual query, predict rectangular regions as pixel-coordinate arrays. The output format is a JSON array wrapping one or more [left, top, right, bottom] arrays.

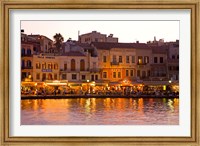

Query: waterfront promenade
[[21, 94, 179, 99]]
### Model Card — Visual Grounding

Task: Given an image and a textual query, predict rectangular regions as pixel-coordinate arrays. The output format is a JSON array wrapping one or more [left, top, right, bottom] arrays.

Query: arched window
[[48, 63, 53, 69], [21, 48, 25, 56], [71, 59, 75, 71], [27, 49, 31, 55], [80, 59, 85, 71]]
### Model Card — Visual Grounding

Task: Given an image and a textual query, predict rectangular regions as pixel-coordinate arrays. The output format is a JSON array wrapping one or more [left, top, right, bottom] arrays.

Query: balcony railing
[[110, 62, 119, 66], [21, 66, 33, 69]]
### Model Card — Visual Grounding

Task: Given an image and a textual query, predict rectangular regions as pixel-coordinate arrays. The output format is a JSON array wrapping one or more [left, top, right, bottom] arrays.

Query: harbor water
[[21, 97, 179, 125]]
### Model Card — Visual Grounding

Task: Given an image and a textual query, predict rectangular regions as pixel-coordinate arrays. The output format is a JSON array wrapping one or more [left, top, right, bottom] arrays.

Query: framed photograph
[[1, 0, 199, 145]]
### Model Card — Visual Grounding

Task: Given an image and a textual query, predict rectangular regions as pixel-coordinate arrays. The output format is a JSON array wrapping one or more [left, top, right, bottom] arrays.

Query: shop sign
[[42, 69, 52, 72]]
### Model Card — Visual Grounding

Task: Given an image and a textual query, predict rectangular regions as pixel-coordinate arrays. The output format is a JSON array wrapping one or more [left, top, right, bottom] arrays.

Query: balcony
[[110, 62, 119, 66], [21, 66, 33, 69]]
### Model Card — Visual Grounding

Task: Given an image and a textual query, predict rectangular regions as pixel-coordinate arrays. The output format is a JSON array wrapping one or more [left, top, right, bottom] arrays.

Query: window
[[154, 57, 158, 63], [71, 59, 76, 71], [27, 60, 32, 67], [137, 70, 140, 77], [95, 75, 98, 80], [118, 72, 121, 78], [21, 60, 25, 68], [48, 63, 52, 69], [42, 73, 46, 81], [172, 55, 175, 59], [126, 56, 130, 63], [36, 73, 40, 80], [132, 56, 135, 63], [144, 56, 149, 64], [54, 74, 57, 80], [142, 71, 146, 78], [36, 63, 40, 69], [130, 70, 134, 76], [103, 72, 107, 78], [42, 63, 46, 69], [113, 72, 116, 78], [103, 56, 107, 63], [177, 55, 179, 59], [21, 48, 25, 56], [54, 63, 58, 70], [62, 74, 66, 80], [27, 49, 31, 55], [80, 59, 85, 71], [82, 75, 86, 80], [126, 70, 129, 76], [138, 56, 143, 64], [48, 73, 53, 80], [119, 56, 122, 63], [72, 74, 77, 80], [160, 57, 163, 63], [91, 75, 94, 81], [113, 55, 117, 62], [95, 38, 98, 42], [64, 63, 67, 70]]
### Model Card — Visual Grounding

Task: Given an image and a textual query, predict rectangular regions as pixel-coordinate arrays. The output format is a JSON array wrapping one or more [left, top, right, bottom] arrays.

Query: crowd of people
[[21, 85, 179, 97]]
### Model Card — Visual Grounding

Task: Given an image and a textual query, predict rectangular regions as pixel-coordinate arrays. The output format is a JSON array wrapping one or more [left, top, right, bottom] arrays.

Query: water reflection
[[21, 97, 179, 125]]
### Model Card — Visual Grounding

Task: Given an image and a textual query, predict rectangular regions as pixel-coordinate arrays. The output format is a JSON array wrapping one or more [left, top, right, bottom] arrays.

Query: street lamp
[[87, 80, 90, 93], [169, 80, 172, 83]]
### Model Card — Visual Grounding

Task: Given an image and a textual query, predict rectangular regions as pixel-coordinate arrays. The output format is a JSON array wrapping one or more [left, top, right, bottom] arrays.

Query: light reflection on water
[[21, 97, 179, 125]]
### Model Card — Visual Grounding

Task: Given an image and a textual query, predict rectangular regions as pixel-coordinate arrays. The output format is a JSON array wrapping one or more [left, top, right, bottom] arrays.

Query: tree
[[53, 33, 64, 53]]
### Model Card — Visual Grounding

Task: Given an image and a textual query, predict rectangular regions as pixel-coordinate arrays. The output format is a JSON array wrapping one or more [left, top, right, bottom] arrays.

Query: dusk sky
[[21, 21, 179, 43]]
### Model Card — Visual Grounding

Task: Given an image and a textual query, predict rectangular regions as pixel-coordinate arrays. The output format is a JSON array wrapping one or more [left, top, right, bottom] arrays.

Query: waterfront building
[[32, 53, 60, 82], [21, 31, 179, 94], [167, 40, 179, 81], [92, 42, 152, 84], [150, 46, 168, 80], [21, 33, 40, 81], [79, 31, 118, 43], [28, 34, 53, 53]]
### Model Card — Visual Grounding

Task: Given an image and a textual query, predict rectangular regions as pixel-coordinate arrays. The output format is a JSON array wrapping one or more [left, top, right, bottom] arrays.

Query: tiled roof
[[91, 42, 151, 50], [61, 51, 86, 56]]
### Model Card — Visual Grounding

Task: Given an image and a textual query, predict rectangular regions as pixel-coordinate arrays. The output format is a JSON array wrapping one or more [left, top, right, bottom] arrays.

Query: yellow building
[[92, 42, 152, 83], [32, 54, 60, 82]]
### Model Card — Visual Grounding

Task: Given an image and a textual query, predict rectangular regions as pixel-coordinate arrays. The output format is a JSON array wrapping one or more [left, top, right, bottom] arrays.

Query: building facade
[[79, 31, 118, 44], [21, 32, 179, 87]]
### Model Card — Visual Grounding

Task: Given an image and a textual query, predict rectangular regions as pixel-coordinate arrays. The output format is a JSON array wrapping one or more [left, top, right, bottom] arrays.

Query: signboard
[[42, 69, 52, 72]]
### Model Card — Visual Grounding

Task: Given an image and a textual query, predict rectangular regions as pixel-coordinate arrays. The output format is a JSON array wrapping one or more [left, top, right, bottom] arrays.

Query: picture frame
[[0, 0, 199, 145]]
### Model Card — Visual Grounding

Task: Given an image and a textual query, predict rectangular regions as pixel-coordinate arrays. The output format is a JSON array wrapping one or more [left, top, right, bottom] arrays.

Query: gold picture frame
[[0, 0, 199, 145]]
